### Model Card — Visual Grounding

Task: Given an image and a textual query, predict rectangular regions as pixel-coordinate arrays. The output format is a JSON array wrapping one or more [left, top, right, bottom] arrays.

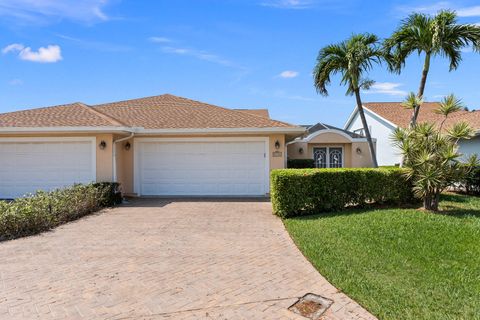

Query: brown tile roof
[[0, 102, 123, 127], [364, 102, 480, 131], [93, 94, 294, 129], [234, 109, 270, 118]]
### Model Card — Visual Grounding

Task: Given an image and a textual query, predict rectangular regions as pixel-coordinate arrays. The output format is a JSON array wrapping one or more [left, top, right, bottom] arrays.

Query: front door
[[313, 147, 343, 168]]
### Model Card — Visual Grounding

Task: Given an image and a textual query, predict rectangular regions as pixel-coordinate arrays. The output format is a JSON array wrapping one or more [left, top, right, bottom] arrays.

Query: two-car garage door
[[135, 138, 269, 196], [0, 137, 269, 198], [0, 138, 96, 199]]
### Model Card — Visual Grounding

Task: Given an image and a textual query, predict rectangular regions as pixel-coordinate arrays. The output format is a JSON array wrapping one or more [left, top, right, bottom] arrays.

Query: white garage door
[[135, 138, 269, 196], [0, 138, 96, 199]]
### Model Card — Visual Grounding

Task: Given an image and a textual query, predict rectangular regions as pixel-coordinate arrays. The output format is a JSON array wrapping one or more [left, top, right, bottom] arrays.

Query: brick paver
[[0, 199, 376, 319]]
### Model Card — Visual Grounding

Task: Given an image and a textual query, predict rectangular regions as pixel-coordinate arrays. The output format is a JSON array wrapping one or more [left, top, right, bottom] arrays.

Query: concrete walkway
[[0, 199, 376, 319]]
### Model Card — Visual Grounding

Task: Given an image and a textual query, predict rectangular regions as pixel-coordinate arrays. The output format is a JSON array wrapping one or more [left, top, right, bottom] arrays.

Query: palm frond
[[402, 92, 423, 110], [435, 94, 463, 116], [446, 121, 474, 140], [384, 10, 480, 75], [313, 33, 383, 96]]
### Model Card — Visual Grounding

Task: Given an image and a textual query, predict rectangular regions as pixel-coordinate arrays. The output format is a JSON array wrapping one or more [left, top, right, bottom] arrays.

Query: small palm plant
[[313, 33, 383, 167], [384, 10, 480, 127], [391, 94, 478, 211]]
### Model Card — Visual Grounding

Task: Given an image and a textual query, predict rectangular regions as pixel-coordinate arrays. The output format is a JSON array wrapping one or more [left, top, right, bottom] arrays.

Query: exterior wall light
[[298, 147, 304, 154], [274, 140, 281, 150], [124, 142, 131, 151], [356, 147, 362, 154], [99, 140, 107, 150]]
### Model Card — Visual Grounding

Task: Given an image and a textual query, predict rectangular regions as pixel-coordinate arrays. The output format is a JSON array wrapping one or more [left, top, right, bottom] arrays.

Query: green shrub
[[93, 182, 122, 206], [270, 168, 414, 218], [379, 165, 400, 169], [0, 183, 119, 241], [287, 159, 315, 168], [462, 166, 480, 196]]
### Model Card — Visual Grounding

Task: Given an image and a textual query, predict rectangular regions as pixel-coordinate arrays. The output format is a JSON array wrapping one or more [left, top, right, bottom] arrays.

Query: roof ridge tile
[[77, 103, 127, 127]]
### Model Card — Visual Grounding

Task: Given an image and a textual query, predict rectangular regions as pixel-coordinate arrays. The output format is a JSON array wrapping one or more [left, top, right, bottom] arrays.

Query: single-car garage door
[[135, 138, 269, 196], [0, 138, 96, 199]]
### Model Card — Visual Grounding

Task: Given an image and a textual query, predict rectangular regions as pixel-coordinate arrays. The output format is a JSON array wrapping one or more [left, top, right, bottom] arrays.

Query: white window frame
[[312, 146, 344, 168]]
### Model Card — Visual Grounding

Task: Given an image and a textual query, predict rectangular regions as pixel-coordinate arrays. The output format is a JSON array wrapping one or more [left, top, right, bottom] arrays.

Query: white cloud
[[2, 43, 24, 54], [249, 87, 316, 101], [57, 34, 132, 52], [260, 0, 314, 9], [3, 43, 62, 63], [396, 2, 480, 17], [163, 47, 190, 55], [365, 82, 407, 97], [149, 37, 171, 43], [457, 6, 480, 17], [279, 70, 299, 78], [161, 46, 242, 69], [0, 0, 113, 24], [8, 79, 23, 85]]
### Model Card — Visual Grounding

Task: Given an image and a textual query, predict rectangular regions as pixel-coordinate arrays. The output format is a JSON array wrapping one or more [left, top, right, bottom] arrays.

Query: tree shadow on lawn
[[287, 203, 406, 221], [437, 193, 480, 218], [287, 197, 480, 221]]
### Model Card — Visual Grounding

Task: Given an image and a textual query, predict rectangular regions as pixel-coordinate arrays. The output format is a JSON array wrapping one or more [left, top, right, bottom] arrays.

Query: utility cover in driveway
[[289, 293, 334, 319]]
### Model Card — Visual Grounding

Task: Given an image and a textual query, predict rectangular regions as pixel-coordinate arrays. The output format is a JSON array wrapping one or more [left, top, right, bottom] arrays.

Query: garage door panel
[[138, 140, 268, 196], [0, 140, 95, 199]]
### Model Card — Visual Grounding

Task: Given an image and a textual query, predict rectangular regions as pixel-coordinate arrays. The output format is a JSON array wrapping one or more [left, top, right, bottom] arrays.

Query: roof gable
[[306, 122, 364, 138], [0, 94, 299, 131], [0, 102, 122, 128], [362, 102, 480, 131], [92, 94, 294, 129]]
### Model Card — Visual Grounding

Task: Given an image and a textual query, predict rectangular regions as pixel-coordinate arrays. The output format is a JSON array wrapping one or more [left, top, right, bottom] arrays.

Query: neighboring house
[[287, 123, 375, 168], [344, 102, 480, 166], [0, 94, 305, 198]]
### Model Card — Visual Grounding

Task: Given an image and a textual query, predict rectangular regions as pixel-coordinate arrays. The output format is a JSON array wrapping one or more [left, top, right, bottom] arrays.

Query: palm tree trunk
[[354, 89, 378, 168], [424, 190, 440, 211], [410, 52, 431, 127]]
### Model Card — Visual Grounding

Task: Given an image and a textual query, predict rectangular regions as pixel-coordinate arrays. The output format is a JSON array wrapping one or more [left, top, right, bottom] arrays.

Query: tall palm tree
[[314, 33, 382, 168], [384, 10, 480, 127]]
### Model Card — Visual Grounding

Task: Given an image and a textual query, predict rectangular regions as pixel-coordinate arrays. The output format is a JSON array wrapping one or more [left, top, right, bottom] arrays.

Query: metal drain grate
[[289, 293, 333, 319]]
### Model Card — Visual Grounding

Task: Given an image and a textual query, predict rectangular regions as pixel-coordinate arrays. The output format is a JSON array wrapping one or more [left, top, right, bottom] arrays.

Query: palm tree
[[391, 94, 477, 211], [313, 33, 382, 168], [384, 10, 480, 127]]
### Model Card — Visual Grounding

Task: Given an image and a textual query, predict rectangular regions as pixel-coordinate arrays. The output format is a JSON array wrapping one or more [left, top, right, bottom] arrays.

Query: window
[[313, 147, 327, 168], [313, 147, 343, 168], [329, 147, 343, 168]]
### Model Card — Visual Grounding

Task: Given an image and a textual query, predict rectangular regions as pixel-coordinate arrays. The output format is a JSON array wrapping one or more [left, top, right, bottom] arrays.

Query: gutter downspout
[[113, 132, 134, 182]]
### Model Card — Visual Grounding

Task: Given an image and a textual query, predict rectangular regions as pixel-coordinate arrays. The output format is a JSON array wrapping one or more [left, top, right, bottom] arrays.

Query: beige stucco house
[[0, 94, 305, 198], [287, 123, 375, 168]]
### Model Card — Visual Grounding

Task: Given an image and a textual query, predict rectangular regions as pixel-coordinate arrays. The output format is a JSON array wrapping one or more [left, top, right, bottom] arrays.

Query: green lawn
[[284, 194, 480, 320]]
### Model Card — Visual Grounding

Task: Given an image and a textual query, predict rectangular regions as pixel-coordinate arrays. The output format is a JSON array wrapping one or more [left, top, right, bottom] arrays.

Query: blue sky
[[0, 0, 479, 127]]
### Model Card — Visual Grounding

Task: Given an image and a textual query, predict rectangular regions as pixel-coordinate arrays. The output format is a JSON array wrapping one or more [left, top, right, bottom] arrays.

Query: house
[[344, 102, 480, 166], [0, 94, 305, 198], [287, 123, 376, 168]]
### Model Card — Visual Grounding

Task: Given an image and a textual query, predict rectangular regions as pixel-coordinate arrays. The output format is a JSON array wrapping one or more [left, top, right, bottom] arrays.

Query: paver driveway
[[0, 199, 375, 320]]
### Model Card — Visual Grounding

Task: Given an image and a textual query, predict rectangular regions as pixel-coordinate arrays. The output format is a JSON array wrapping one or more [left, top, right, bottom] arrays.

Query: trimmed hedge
[[287, 159, 316, 169], [0, 183, 121, 241], [271, 168, 414, 218]]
